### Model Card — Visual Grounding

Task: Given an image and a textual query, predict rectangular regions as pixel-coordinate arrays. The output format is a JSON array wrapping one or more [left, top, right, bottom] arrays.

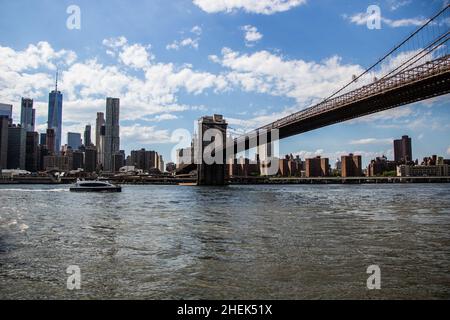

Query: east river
[[1, 184, 449, 299]]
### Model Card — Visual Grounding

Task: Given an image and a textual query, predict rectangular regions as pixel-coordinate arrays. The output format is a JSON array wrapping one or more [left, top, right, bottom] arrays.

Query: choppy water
[[0, 184, 449, 299]]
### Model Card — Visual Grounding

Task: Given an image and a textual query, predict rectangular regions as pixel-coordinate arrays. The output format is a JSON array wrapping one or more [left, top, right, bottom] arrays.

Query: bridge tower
[[196, 115, 228, 186]]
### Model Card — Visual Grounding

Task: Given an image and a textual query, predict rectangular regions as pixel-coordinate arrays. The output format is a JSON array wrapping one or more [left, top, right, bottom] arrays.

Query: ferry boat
[[69, 180, 122, 192]]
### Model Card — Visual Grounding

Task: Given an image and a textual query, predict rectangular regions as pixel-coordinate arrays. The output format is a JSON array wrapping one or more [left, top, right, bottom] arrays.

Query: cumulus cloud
[[166, 37, 200, 50], [241, 25, 263, 46], [192, 0, 306, 15], [448, 147, 450, 155], [121, 124, 172, 144], [166, 26, 203, 50], [213, 47, 364, 106], [0, 39, 229, 145]]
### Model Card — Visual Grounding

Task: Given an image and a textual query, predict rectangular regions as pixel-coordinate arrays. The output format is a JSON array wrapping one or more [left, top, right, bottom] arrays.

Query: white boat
[[69, 180, 122, 192]]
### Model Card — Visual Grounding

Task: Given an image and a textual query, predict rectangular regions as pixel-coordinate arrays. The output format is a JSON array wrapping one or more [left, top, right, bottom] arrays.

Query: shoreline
[[1, 176, 450, 185]]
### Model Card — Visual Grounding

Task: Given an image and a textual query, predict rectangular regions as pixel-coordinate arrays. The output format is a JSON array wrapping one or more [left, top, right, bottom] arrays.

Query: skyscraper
[[0, 116, 9, 169], [48, 73, 63, 154], [104, 98, 120, 172], [84, 124, 92, 147], [25, 132, 39, 172], [20, 98, 35, 132], [394, 135, 412, 164], [7, 125, 26, 170], [95, 112, 105, 168], [341, 154, 362, 177], [0, 103, 13, 122], [40, 133, 47, 146], [46, 128, 56, 156], [67, 132, 82, 150]]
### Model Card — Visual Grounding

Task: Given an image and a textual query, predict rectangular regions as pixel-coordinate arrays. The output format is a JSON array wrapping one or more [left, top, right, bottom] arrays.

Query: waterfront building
[[20, 98, 35, 132], [38, 145, 50, 171], [67, 132, 82, 150], [70, 150, 84, 170], [7, 124, 26, 169], [166, 162, 176, 174], [0, 116, 8, 169], [84, 146, 97, 173], [397, 164, 449, 177], [176, 147, 193, 168], [25, 132, 39, 172], [112, 152, 124, 173], [341, 154, 363, 177], [305, 156, 329, 178], [367, 156, 397, 176], [228, 157, 260, 177], [43, 155, 72, 172], [84, 124, 92, 147], [158, 155, 164, 173], [278, 157, 290, 177], [394, 135, 412, 164], [129, 149, 160, 172], [104, 98, 120, 172]]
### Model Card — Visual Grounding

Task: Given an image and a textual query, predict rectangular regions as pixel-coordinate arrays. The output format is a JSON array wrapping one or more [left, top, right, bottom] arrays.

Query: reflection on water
[[0, 184, 450, 299]]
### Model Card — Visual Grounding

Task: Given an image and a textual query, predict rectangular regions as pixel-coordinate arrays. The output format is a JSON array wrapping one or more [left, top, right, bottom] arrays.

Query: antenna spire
[[55, 69, 59, 92]]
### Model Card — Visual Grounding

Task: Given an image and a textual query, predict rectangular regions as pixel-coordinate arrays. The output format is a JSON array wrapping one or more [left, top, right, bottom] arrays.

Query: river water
[[0, 184, 449, 299]]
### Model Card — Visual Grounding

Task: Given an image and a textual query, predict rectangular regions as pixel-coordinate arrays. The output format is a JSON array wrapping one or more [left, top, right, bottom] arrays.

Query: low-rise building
[[397, 164, 449, 177]]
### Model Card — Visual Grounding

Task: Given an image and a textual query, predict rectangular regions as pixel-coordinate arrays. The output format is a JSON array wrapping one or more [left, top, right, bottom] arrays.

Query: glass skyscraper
[[0, 103, 13, 120], [67, 132, 82, 150], [20, 98, 35, 132], [48, 89, 63, 154]]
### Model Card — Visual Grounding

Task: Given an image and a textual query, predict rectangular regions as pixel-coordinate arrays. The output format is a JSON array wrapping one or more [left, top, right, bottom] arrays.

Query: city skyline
[[0, 0, 449, 165]]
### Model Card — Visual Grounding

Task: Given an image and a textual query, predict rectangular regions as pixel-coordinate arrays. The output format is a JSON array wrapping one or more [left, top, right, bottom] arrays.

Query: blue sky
[[0, 0, 449, 165]]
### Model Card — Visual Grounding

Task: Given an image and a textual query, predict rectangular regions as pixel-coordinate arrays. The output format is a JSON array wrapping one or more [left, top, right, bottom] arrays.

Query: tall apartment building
[[305, 156, 329, 177], [394, 135, 412, 164], [104, 98, 120, 172], [341, 154, 362, 177]]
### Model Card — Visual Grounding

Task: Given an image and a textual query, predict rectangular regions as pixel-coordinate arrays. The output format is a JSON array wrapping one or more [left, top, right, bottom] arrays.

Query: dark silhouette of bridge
[[178, 5, 450, 184]]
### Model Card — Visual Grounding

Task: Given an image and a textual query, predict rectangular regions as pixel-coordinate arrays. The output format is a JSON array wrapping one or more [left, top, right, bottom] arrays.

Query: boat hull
[[69, 187, 122, 193]]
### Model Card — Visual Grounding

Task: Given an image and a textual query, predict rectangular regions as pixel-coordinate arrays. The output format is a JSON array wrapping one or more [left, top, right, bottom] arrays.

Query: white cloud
[[102, 36, 127, 49], [387, 0, 411, 11], [144, 113, 179, 122], [121, 124, 172, 144], [119, 43, 152, 69], [241, 25, 263, 46], [166, 26, 203, 51], [213, 47, 364, 105], [447, 147, 450, 155], [192, 0, 306, 15], [166, 37, 200, 50], [191, 25, 202, 35], [345, 12, 427, 28], [349, 138, 393, 145], [0, 38, 229, 137]]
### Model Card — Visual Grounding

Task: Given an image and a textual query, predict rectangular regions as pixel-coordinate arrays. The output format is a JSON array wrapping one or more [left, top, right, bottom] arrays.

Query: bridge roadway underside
[[231, 69, 450, 153]]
